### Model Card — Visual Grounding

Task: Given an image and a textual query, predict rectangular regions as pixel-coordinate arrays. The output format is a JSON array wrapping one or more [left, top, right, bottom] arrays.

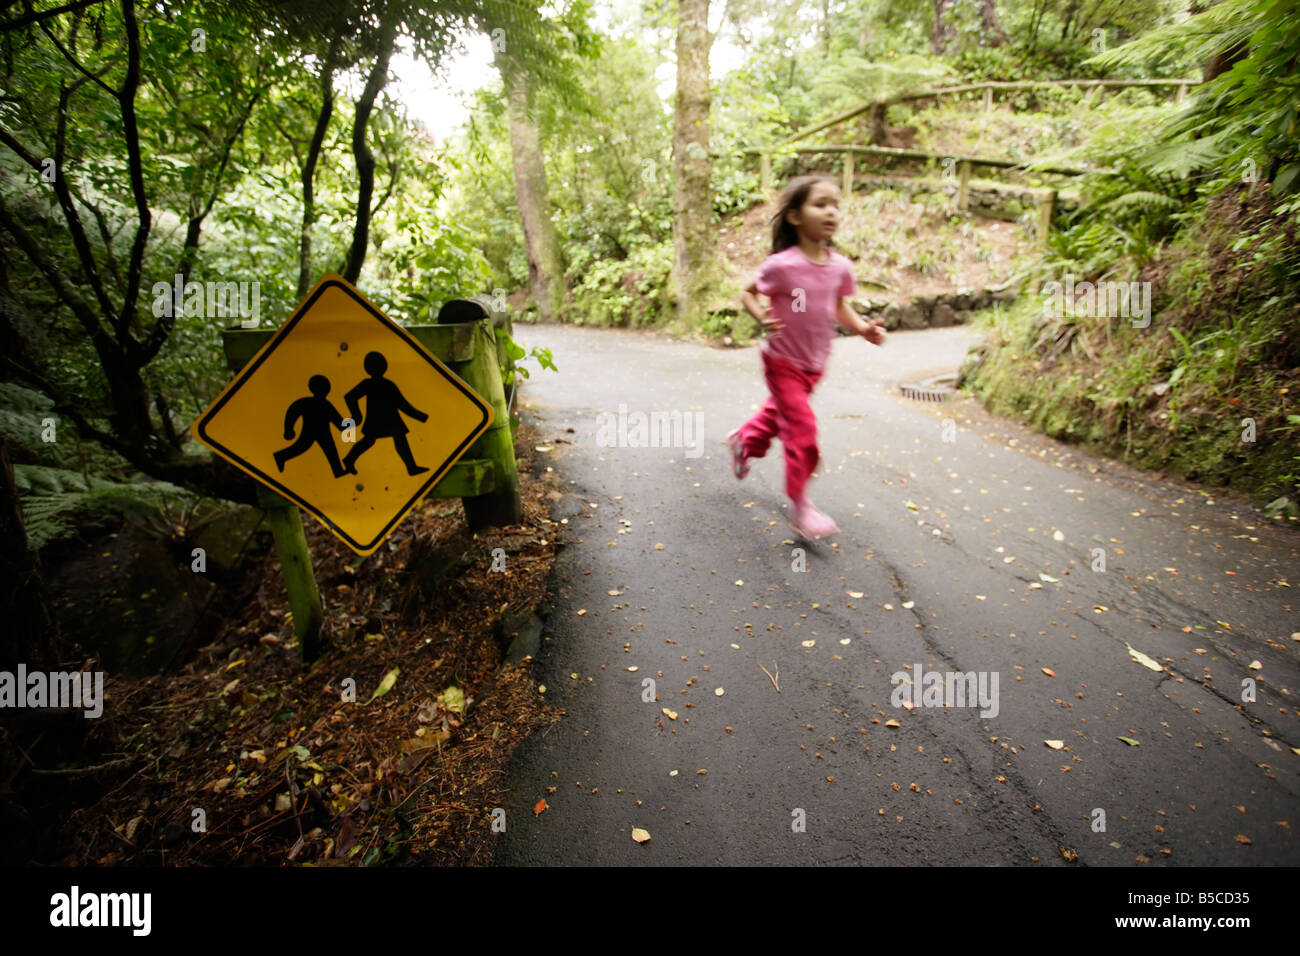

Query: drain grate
[[899, 372, 958, 402]]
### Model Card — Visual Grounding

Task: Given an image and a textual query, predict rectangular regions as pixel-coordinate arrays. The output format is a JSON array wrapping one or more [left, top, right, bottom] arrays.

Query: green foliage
[[809, 52, 953, 113], [1090, 0, 1300, 195], [568, 241, 675, 328], [13, 464, 198, 551]]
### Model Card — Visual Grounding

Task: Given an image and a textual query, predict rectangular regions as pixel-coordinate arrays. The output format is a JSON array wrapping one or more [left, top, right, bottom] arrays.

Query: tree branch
[[53, 76, 119, 322], [139, 85, 262, 364], [299, 33, 340, 297], [0, 0, 105, 34], [37, 14, 116, 95], [116, 0, 152, 349], [0, 193, 115, 354], [342, 16, 397, 284]]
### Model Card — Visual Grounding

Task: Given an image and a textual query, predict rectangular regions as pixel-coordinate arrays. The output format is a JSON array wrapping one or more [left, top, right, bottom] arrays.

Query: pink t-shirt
[[754, 245, 856, 374]]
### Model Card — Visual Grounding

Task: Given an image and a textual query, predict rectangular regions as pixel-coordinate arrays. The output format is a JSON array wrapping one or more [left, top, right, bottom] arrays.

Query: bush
[[567, 242, 675, 328]]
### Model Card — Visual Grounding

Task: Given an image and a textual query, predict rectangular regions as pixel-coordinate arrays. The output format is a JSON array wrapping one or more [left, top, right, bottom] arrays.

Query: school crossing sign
[[192, 274, 493, 556]]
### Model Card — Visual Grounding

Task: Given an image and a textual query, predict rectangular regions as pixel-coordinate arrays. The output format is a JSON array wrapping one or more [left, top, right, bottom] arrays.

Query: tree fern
[[14, 464, 199, 551], [1088, 0, 1300, 194], [1101, 190, 1183, 212]]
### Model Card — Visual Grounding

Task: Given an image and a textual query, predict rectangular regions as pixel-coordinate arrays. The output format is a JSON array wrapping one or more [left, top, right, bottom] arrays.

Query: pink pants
[[735, 351, 824, 502]]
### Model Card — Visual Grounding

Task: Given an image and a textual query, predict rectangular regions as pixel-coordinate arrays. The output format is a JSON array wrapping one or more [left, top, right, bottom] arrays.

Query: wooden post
[[957, 160, 972, 212], [255, 484, 323, 660], [1177, 82, 1187, 103], [1037, 189, 1056, 252], [983, 86, 993, 112], [759, 151, 771, 195], [446, 320, 522, 531], [842, 151, 853, 199]]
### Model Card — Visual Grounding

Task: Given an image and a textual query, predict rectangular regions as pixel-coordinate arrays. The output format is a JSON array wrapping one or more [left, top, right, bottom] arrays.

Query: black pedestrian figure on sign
[[340, 351, 429, 476], [273, 374, 347, 477]]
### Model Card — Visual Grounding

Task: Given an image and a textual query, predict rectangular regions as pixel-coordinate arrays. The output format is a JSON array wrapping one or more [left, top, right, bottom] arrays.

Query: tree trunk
[[503, 65, 564, 323], [931, 0, 956, 54], [980, 0, 1008, 46], [1060, 0, 1079, 41], [673, 0, 715, 328], [1203, 39, 1248, 81]]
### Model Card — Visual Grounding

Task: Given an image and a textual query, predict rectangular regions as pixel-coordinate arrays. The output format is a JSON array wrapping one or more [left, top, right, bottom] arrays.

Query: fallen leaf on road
[[885, 719, 901, 728], [662, 708, 678, 720], [802, 640, 815, 647], [1045, 740, 1064, 750], [1042, 667, 1057, 677], [631, 828, 651, 844], [714, 688, 725, 696], [534, 798, 547, 816], [1117, 736, 1140, 747], [1248, 660, 1262, 670], [1234, 834, 1253, 845], [848, 591, 864, 599], [1125, 643, 1164, 671]]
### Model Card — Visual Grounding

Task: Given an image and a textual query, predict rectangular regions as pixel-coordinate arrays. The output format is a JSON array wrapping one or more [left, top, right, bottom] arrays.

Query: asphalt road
[[492, 322, 1299, 866]]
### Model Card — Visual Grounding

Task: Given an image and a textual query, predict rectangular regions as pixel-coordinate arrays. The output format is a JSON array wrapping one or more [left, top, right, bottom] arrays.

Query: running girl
[[725, 176, 886, 539]]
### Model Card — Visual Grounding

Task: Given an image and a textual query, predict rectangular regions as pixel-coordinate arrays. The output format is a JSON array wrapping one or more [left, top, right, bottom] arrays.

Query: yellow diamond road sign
[[191, 274, 493, 556]]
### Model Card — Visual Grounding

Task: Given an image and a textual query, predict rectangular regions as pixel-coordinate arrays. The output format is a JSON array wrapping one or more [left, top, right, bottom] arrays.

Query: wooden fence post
[[957, 160, 972, 212], [438, 317, 522, 531], [842, 151, 853, 199], [1038, 189, 1056, 253], [760, 151, 771, 195], [255, 484, 323, 661], [983, 86, 993, 112]]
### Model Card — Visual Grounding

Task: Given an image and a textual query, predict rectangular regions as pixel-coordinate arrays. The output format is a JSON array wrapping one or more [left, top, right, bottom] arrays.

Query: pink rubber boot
[[789, 498, 839, 539]]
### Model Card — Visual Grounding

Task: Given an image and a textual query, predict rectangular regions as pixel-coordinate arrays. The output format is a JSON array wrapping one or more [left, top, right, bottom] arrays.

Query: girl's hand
[[861, 320, 886, 345], [760, 304, 783, 336]]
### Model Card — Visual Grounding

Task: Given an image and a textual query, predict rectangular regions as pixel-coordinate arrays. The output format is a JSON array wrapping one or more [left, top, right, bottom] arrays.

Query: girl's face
[[787, 182, 841, 243]]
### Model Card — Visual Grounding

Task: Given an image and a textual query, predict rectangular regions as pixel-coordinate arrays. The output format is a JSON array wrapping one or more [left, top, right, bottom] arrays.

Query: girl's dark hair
[[770, 175, 839, 254]]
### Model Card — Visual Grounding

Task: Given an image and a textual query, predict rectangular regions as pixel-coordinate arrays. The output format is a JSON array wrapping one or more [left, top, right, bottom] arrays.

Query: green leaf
[[438, 684, 466, 715], [1272, 163, 1300, 195], [1117, 736, 1141, 747], [365, 667, 400, 705]]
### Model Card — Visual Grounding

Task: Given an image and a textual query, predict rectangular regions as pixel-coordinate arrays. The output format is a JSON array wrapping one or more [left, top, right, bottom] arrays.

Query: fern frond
[[1101, 191, 1183, 212]]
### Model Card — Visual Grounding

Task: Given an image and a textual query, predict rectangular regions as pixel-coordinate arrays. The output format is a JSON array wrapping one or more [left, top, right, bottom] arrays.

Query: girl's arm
[[741, 276, 782, 334], [835, 297, 885, 344]]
